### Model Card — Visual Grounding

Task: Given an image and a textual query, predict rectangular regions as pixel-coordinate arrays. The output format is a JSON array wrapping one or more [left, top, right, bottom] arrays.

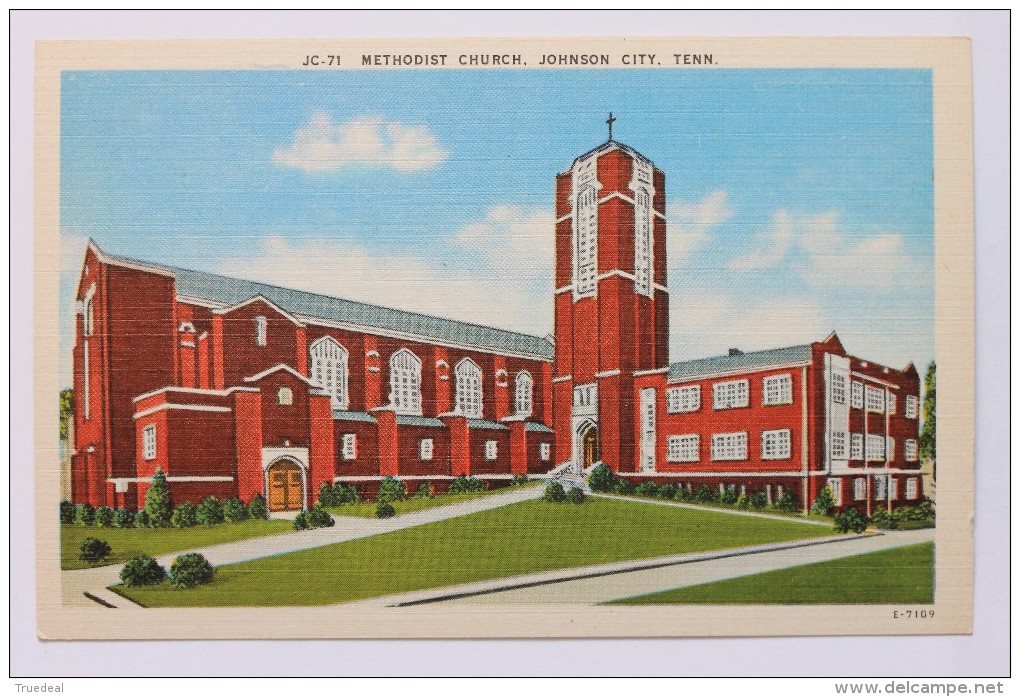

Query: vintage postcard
[[35, 37, 974, 639]]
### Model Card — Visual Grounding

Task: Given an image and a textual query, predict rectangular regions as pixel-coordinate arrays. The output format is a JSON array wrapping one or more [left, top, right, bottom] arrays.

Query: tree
[[59, 388, 74, 440], [919, 361, 936, 474], [144, 469, 172, 528]]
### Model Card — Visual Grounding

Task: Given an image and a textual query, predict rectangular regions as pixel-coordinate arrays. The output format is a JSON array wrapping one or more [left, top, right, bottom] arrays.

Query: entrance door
[[268, 460, 303, 511], [581, 426, 600, 469]]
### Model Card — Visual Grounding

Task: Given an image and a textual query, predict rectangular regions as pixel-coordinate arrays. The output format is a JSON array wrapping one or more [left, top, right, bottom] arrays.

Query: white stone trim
[[595, 369, 621, 378], [88, 241, 176, 277], [552, 374, 573, 383], [596, 190, 667, 220], [178, 321, 196, 333], [211, 294, 305, 326], [368, 366, 381, 373], [555, 213, 572, 224], [133, 404, 232, 419], [107, 476, 235, 484], [616, 470, 803, 478], [133, 385, 259, 403], [554, 284, 574, 295], [850, 371, 901, 388], [243, 363, 317, 386], [634, 367, 669, 377], [180, 341, 196, 348]]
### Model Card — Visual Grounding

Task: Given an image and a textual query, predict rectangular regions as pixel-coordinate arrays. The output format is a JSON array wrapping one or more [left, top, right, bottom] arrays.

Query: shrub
[[587, 463, 616, 492], [248, 494, 269, 520], [635, 481, 660, 498], [511, 474, 529, 487], [612, 478, 635, 496], [196, 496, 224, 526], [749, 492, 769, 510], [411, 482, 432, 499], [94, 505, 115, 528], [448, 475, 485, 494], [869, 509, 897, 530], [171, 502, 198, 528], [674, 485, 692, 503], [78, 537, 112, 564], [316, 482, 337, 508], [543, 481, 567, 503], [59, 500, 76, 524], [565, 487, 586, 504], [334, 483, 362, 505], [292, 512, 308, 531], [376, 501, 395, 519], [376, 476, 406, 503], [222, 497, 248, 523], [834, 508, 868, 534], [735, 493, 749, 509], [144, 469, 172, 528], [720, 486, 739, 506], [74, 503, 95, 526], [658, 483, 678, 500], [113, 508, 135, 528], [306, 505, 335, 529], [810, 486, 836, 516], [774, 489, 798, 513], [693, 485, 715, 504], [133, 509, 151, 528], [119, 555, 166, 587], [169, 553, 214, 589]]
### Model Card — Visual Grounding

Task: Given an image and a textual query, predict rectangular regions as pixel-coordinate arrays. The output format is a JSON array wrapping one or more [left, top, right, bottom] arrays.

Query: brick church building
[[70, 134, 924, 515]]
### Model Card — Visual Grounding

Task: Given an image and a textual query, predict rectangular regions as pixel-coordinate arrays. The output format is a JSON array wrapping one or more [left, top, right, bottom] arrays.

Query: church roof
[[667, 344, 813, 382], [567, 139, 654, 170], [92, 243, 554, 361]]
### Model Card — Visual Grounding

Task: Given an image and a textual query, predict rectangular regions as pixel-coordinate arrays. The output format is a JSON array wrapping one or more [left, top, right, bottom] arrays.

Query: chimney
[[728, 348, 743, 356]]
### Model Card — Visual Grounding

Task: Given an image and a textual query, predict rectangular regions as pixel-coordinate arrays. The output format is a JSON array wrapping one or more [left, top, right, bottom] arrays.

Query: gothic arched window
[[514, 370, 533, 417], [455, 358, 483, 417], [390, 349, 422, 416], [310, 336, 349, 410]]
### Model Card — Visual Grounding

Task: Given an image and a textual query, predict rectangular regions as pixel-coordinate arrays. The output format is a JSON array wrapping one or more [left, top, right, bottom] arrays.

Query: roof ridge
[[669, 343, 811, 367]]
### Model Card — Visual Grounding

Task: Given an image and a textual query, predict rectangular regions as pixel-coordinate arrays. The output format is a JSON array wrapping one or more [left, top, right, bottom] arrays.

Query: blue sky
[[60, 68, 934, 385]]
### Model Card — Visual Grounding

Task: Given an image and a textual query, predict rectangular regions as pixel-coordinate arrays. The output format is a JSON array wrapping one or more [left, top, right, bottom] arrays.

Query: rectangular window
[[890, 477, 898, 501], [761, 429, 792, 460], [83, 295, 95, 337], [905, 395, 919, 419], [485, 440, 498, 460], [853, 477, 866, 501], [142, 424, 156, 461], [886, 392, 897, 415], [827, 478, 842, 505], [866, 434, 886, 461], [831, 373, 847, 405], [906, 478, 919, 500], [905, 439, 919, 462], [713, 379, 749, 410], [831, 431, 848, 460], [762, 374, 793, 406], [255, 316, 267, 347], [83, 341, 90, 421], [886, 437, 895, 461], [850, 433, 864, 460], [874, 474, 887, 500], [711, 432, 747, 461], [666, 385, 700, 414], [865, 385, 885, 413], [539, 443, 551, 462], [341, 434, 357, 460], [419, 438, 434, 461], [667, 434, 700, 463], [851, 381, 864, 408]]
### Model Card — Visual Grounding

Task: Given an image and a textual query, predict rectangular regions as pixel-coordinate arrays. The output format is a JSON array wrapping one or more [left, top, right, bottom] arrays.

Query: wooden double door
[[268, 460, 304, 512]]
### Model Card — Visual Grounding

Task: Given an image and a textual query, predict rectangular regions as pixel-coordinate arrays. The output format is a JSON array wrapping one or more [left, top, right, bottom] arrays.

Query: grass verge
[[325, 483, 540, 518]]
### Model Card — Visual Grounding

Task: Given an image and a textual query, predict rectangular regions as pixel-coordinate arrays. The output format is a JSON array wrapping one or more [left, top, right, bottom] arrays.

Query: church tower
[[553, 118, 669, 474]]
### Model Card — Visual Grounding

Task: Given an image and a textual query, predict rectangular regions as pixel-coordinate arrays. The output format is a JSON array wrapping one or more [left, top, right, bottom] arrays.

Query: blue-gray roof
[[524, 421, 554, 434], [332, 410, 377, 423], [101, 248, 553, 360], [396, 415, 446, 428], [668, 345, 812, 382], [467, 418, 508, 431], [567, 139, 653, 170]]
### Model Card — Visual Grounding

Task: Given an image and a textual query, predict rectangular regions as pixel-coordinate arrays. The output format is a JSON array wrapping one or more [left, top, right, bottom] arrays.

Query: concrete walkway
[[62, 484, 544, 607], [424, 527, 935, 606]]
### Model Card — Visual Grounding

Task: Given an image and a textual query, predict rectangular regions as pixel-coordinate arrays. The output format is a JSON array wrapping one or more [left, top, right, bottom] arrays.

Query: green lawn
[[610, 542, 934, 605], [326, 483, 541, 518], [112, 496, 833, 607], [61, 520, 294, 570]]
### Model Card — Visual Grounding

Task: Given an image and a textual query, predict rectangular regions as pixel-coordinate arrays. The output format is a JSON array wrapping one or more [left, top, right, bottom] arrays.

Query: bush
[[74, 503, 95, 526], [749, 492, 769, 510], [222, 497, 248, 523], [376, 501, 395, 519], [411, 482, 432, 499], [78, 537, 112, 564], [587, 463, 616, 492], [735, 493, 749, 509], [543, 481, 567, 503], [169, 553, 214, 589], [334, 483, 362, 505], [59, 500, 76, 524], [774, 489, 798, 513], [144, 469, 172, 528], [248, 494, 269, 520], [720, 486, 739, 506], [133, 509, 151, 528], [113, 508, 135, 528], [635, 481, 660, 498], [94, 505, 115, 528], [565, 487, 586, 504], [612, 479, 634, 496], [306, 505, 335, 529], [292, 512, 308, 531], [834, 508, 868, 534], [693, 485, 715, 504], [376, 476, 406, 503], [171, 502, 198, 528], [810, 486, 836, 516], [675, 485, 692, 503], [511, 474, 529, 487], [658, 483, 678, 500], [196, 496, 224, 526], [119, 555, 166, 587], [869, 509, 897, 530], [317, 482, 339, 508], [448, 475, 485, 494]]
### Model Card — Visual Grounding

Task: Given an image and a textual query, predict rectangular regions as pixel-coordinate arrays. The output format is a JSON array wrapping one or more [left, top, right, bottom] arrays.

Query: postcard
[[35, 36, 974, 639]]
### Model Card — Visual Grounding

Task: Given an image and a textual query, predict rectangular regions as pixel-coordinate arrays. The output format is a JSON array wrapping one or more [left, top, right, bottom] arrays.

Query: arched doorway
[[580, 423, 600, 469], [267, 459, 304, 512]]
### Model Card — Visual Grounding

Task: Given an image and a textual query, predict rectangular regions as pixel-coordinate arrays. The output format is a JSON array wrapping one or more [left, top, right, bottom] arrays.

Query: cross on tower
[[606, 112, 616, 141]]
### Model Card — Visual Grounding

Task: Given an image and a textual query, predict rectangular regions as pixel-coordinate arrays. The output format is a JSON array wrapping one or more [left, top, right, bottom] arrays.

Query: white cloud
[[666, 190, 733, 265], [728, 210, 792, 270], [271, 113, 448, 173], [456, 205, 555, 270]]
